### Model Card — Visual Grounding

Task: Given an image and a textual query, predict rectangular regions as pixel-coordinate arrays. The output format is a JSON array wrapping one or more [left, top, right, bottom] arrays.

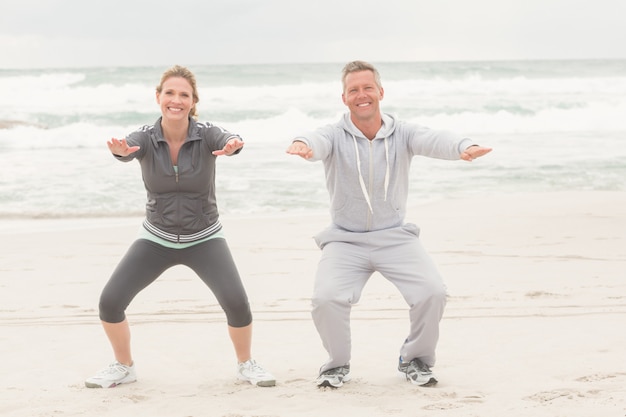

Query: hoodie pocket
[[332, 196, 370, 232]]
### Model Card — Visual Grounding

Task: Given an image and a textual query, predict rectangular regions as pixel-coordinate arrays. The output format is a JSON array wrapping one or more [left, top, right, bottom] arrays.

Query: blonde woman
[[85, 65, 275, 388]]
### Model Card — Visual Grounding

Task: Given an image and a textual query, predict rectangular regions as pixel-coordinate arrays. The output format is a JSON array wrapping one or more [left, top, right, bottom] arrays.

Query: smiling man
[[286, 60, 491, 389]]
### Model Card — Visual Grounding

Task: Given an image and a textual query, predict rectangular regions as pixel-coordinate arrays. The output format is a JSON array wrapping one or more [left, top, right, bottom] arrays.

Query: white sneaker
[[237, 359, 276, 387], [85, 361, 137, 388]]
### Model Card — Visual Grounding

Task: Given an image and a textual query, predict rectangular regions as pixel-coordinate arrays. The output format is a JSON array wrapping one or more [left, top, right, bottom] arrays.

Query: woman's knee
[[98, 291, 126, 323], [223, 299, 252, 327]]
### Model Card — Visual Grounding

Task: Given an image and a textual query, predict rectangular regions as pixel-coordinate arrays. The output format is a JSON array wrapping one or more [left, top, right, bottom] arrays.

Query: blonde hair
[[156, 65, 200, 120], [341, 60, 382, 91]]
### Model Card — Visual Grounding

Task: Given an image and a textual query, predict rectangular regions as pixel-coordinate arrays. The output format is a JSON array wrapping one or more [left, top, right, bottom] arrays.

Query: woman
[[85, 65, 275, 388]]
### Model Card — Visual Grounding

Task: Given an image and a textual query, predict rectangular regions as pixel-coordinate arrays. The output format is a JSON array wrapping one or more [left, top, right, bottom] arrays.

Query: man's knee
[[406, 280, 447, 308]]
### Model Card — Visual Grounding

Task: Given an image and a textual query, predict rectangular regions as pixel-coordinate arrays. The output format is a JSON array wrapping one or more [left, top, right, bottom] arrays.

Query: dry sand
[[1, 191, 624, 416]]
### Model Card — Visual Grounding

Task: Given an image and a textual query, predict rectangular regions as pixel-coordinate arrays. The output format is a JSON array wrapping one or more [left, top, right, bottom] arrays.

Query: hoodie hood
[[339, 112, 398, 139]]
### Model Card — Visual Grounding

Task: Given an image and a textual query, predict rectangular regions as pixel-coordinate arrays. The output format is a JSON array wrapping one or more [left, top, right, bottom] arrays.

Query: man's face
[[342, 70, 384, 122]]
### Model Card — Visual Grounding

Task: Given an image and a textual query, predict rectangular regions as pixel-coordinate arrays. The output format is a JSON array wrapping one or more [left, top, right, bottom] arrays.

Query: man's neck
[[350, 113, 382, 140]]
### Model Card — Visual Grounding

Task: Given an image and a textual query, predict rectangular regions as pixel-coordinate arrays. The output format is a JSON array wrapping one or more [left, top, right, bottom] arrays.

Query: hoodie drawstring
[[351, 134, 389, 214], [383, 136, 390, 203]]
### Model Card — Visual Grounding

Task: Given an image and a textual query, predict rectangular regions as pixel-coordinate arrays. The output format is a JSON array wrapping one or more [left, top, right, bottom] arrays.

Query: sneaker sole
[[237, 376, 276, 387], [406, 376, 438, 387], [398, 367, 438, 387], [317, 379, 343, 388], [422, 378, 438, 387], [255, 380, 276, 387], [84, 379, 136, 389], [316, 374, 351, 389]]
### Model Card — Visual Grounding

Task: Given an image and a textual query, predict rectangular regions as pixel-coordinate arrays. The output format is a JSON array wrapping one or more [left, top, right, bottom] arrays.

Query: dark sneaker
[[316, 365, 351, 388], [398, 357, 438, 386]]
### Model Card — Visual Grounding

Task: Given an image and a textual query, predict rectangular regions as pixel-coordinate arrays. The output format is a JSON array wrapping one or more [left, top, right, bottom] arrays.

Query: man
[[286, 60, 491, 388]]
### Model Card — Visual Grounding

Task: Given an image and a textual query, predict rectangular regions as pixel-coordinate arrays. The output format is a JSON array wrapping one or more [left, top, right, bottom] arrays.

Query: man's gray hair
[[341, 60, 382, 90]]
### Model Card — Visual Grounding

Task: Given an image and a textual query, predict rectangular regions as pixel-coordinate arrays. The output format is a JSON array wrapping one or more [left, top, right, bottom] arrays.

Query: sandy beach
[[1, 191, 624, 417]]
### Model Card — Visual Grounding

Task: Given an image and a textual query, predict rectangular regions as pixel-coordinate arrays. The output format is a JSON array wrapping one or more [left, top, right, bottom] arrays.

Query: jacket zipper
[[175, 166, 180, 243], [166, 142, 181, 243], [367, 140, 374, 231]]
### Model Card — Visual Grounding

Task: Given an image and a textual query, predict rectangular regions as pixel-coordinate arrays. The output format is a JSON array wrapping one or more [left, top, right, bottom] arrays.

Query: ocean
[[1, 60, 625, 219]]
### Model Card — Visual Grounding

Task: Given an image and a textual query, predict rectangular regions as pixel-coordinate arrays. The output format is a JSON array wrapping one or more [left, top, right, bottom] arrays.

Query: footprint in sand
[[524, 389, 587, 402], [124, 394, 150, 403], [422, 393, 486, 410], [575, 373, 619, 382]]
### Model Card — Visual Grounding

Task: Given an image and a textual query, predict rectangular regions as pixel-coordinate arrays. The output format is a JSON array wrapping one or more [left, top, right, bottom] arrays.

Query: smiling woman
[[156, 65, 200, 120], [155, 67, 200, 163], [84, 64, 276, 389]]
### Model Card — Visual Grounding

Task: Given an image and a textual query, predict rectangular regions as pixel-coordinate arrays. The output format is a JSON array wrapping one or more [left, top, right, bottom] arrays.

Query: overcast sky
[[1, 0, 625, 69]]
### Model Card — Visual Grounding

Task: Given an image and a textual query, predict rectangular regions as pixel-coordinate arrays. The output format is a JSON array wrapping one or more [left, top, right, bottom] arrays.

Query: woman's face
[[156, 76, 196, 121]]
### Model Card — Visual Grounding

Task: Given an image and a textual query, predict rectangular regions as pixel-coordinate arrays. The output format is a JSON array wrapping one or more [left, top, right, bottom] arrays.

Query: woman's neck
[[161, 117, 189, 144]]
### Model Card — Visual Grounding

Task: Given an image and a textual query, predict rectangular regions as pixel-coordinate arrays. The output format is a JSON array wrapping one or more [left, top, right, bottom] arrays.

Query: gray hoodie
[[295, 112, 474, 232]]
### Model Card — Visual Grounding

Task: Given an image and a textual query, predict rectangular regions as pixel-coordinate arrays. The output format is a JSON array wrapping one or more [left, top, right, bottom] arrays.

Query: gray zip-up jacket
[[295, 112, 474, 232], [116, 117, 240, 243]]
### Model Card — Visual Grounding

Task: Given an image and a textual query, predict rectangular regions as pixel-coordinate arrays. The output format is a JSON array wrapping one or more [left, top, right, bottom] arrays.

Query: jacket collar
[[151, 117, 202, 145]]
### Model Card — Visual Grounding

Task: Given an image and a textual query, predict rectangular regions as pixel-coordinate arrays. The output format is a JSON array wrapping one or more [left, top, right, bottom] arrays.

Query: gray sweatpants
[[99, 238, 252, 327], [312, 223, 447, 373]]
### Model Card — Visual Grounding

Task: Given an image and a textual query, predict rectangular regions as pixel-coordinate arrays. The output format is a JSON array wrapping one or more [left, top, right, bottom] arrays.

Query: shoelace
[[97, 363, 129, 376], [409, 360, 431, 374], [243, 360, 270, 376]]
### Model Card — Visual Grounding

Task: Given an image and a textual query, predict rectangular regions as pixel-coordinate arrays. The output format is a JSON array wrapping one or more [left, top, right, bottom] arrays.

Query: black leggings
[[99, 238, 252, 327]]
